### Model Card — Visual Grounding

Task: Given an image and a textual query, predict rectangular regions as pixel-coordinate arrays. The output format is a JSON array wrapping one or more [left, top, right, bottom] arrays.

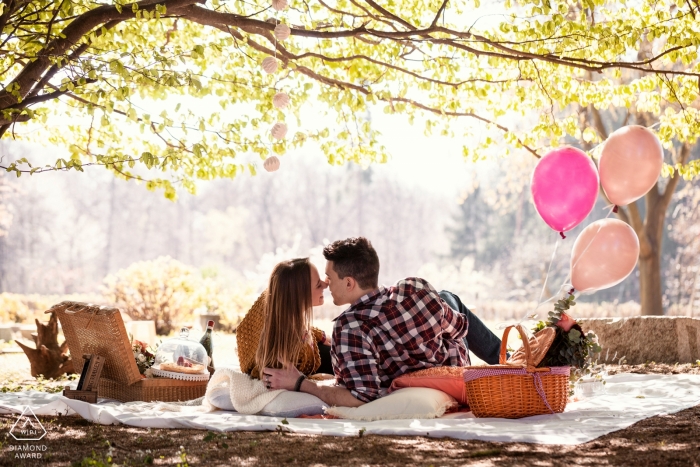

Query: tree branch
[[0, 0, 15, 37], [10, 78, 97, 108], [659, 142, 692, 211], [0, 0, 200, 109], [626, 201, 645, 234], [430, 0, 449, 28], [173, 4, 700, 80], [0, 113, 30, 125], [362, 0, 416, 31], [588, 104, 608, 140]]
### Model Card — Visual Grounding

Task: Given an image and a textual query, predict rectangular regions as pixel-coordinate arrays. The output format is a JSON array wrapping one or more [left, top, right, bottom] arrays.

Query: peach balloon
[[270, 122, 288, 140], [264, 155, 280, 172], [571, 219, 639, 292], [262, 57, 278, 74], [599, 125, 664, 206], [274, 23, 291, 41]]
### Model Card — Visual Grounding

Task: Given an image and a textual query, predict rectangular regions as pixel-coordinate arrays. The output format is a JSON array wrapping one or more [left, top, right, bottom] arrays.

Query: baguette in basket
[[463, 324, 570, 419]]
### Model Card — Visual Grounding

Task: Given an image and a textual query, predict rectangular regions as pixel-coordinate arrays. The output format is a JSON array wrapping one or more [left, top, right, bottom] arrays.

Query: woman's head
[[255, 258, 326, 373]]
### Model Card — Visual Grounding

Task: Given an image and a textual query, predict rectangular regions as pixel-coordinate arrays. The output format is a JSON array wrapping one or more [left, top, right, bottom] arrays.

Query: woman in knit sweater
[[236, 258, 333, 381]]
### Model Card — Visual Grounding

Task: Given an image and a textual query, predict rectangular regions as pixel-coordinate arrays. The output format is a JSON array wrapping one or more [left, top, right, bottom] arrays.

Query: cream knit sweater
[[202, 368, 284, 414]]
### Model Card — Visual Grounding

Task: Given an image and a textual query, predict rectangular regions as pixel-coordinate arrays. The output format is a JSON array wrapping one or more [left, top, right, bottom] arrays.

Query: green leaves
[[2, 0, 700, 198]]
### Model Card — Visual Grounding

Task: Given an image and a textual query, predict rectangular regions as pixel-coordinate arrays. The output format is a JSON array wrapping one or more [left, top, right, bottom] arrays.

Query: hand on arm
[[262, 366, 365, 407]]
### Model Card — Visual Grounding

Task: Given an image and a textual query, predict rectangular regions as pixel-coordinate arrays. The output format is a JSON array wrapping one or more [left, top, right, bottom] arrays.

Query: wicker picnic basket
[[49, 301, 207, 402], [463, 324, 570, 419]]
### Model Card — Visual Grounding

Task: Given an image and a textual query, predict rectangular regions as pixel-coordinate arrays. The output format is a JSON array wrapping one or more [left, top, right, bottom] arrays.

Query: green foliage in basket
[[534, 294, 602, 374]]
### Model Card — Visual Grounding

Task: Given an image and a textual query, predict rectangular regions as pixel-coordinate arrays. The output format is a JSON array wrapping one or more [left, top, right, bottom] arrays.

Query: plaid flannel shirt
[[331, 277, 470, 403]]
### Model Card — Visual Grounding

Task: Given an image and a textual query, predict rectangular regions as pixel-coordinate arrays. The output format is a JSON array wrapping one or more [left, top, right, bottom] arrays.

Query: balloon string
[[534, 235, 560, 313], [504, 205, 619, 331], [508, 234, 560, 329]]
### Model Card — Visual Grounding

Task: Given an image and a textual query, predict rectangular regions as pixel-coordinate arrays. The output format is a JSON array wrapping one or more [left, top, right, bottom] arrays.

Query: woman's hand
[[262, 366, 303, 391]]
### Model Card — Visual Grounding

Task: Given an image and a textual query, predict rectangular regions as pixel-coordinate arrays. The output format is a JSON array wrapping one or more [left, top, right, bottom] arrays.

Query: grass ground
[[1, 333, 699, 466]]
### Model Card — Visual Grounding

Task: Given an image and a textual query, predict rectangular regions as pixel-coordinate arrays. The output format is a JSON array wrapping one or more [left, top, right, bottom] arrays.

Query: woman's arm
[[263, 366, 365, 407], [311, 328, 331, 346]]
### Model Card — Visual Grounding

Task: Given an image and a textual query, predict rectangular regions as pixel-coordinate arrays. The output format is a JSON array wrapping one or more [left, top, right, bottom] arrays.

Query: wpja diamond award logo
[[7, 406, 49, 460]]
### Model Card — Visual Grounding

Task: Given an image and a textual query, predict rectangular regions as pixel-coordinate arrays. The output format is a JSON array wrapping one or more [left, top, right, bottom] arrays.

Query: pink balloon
[[571, 219, 639, 292], [531, 147, 599, 235], [599, 126, 664, 206]]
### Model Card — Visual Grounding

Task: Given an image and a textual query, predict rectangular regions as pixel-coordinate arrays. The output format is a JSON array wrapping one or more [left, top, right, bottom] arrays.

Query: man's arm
[[300, 379, 365, 407], [262, 366, 365, 407]]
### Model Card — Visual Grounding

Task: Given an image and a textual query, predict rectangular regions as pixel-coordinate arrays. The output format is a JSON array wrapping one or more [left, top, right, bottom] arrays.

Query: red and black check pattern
[[331, 277, 470, 403]]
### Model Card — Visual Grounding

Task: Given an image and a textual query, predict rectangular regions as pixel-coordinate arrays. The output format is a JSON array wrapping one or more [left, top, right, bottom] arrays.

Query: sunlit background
[[1, 98, 699, 370]]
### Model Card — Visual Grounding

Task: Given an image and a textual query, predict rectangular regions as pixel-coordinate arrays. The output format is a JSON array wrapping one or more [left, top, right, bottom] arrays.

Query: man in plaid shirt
[[263, 237, 502, 407], [331, 276, 474, 402]]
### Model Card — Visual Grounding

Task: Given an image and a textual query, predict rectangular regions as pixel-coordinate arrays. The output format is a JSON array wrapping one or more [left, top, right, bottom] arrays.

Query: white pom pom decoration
[[274, 23, 291, 41], [271, 0, 287, 11], [264, 156, 280, 172], [262, 57, 278, 74], [272, 92, 290, 109], [271, 122, 288, 140]]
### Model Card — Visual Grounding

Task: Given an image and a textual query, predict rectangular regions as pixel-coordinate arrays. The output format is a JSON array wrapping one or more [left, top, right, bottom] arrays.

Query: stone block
[[0, 325, 14, 342], [19, 324, 36, 340], [578, 316, 700, 365]]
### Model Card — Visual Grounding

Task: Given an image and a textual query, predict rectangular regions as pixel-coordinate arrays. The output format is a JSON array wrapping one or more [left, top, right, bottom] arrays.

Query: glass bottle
[[199, 320, 215, 373]]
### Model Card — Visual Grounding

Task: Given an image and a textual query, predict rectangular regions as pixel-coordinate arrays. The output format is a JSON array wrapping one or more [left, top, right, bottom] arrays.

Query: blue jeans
[[439, 290, 502, 365]]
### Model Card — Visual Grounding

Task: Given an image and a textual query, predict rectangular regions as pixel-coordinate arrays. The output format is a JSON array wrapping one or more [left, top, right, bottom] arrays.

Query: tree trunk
[[638, 246, 663, 315], [16, 312, 74, 378], [637, 188, 667, 315]]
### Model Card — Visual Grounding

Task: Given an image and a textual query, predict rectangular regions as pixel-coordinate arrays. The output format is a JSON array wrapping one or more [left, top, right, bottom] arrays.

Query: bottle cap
[[207, 320, 215, 329]]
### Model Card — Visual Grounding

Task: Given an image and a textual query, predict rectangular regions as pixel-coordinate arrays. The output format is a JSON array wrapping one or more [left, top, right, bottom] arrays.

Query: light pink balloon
[[571, 219, 639, 292], [599, 125, 664, 206], [531, 147, 599, 235]]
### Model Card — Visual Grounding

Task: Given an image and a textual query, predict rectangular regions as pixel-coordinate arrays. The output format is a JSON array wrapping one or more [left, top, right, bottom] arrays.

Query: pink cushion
[[390, 366, 468, 405]]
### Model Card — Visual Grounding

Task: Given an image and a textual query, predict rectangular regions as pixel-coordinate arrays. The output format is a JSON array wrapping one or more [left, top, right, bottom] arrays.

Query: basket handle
[[499, 324, 534, 368]]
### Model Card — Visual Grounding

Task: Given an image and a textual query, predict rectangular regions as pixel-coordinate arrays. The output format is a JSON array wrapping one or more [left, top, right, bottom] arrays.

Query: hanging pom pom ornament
[[271, 122, 288, 140], [264, 156, 280, 172], [262, 57, 278, 74], [274, 23, 291, 41], [272, 92, 290, 109], [271, 0, 288, 11]]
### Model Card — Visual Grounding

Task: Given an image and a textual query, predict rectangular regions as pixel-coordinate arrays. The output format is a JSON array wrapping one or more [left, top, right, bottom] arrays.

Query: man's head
[[323, 237, 380, 306]]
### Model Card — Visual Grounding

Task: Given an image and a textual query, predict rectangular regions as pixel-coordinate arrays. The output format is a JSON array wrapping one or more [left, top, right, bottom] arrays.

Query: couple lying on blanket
[[237, 236, 502, 408]]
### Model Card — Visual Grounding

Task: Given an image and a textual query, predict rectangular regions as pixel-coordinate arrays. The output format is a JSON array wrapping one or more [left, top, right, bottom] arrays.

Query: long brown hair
[[255, 258, 313, 373]]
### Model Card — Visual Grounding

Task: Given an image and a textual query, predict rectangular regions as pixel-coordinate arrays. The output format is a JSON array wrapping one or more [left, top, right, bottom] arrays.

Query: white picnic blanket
[[1, 373, 699, 445]]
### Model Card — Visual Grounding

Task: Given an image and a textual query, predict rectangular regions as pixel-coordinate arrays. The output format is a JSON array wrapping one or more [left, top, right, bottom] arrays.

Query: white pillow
[[208, 386, 235, 411], [260, 391, 326, 418], [208, 387, 327, 417], [325, 388, 457, 421]]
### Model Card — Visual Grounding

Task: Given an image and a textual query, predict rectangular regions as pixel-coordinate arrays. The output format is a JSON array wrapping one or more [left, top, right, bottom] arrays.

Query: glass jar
[[153, 327, 208, 375], [574, 377, 606, 398]]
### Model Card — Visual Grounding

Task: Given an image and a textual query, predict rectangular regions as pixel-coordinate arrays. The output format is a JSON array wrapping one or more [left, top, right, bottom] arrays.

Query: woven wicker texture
[[401, 366, 466, 378], [98, 378, 207, 403], [236, 291, 321, 379], [506, 326, 556, 367], [50, 301, 142, 385], [49, 301, 207, 402], [463, 324, 570, 419]]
